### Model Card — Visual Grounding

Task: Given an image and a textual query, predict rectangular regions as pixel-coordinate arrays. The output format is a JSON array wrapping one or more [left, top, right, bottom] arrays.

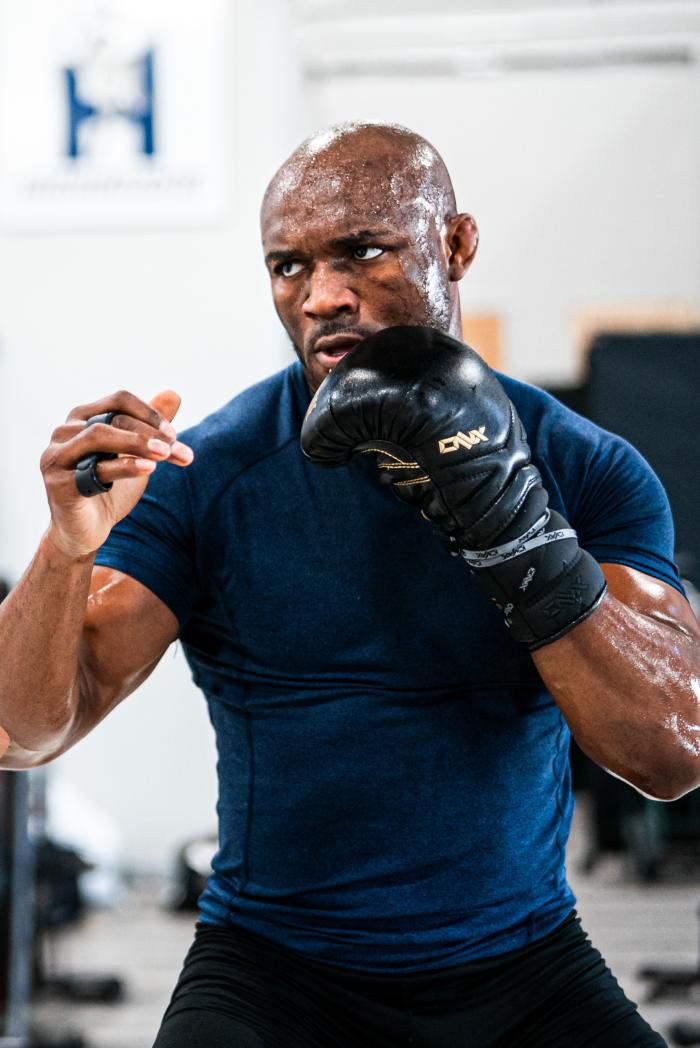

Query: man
[[0, 122, 698, 1046]]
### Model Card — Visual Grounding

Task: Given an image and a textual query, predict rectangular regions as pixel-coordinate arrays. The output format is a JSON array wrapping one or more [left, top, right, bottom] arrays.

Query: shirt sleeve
[[571, 432, 684, 595], [94, 458, 198, 629]]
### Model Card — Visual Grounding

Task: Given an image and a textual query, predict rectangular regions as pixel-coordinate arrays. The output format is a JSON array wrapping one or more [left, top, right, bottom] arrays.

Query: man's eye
[[278, 261, 304, 277], [353, 246, 384, 260]]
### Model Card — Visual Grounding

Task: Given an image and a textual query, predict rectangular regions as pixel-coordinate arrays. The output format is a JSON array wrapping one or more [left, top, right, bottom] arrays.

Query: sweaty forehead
[[261, 135, 449, 244]]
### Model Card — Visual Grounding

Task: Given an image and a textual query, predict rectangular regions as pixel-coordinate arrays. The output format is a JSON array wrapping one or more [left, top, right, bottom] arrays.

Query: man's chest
[[184, 450, 539, 692]]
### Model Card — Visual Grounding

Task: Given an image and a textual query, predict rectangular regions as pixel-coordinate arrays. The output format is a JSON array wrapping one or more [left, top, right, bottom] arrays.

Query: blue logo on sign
[[64, 50, 155, 158]]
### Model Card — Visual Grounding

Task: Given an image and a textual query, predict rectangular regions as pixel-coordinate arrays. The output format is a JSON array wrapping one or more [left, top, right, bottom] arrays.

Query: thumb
[[149, 389, 182, 425]]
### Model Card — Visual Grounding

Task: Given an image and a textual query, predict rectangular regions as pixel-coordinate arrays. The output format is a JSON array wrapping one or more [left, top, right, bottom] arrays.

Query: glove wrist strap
[[456, 510, 607, 650], [457, 510, 579, 569]]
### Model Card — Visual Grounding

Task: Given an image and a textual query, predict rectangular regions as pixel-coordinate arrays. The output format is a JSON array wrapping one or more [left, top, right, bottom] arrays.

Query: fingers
[[53, 422, 192, 470], [66, 389, 178, 434], [51, 417, 191, 464], [53, 423, 163, 467], [108, 414, 192, 464], [57, 390, 193, 468], [93, 456, 157, 485], [67, 390, 161, 427], [149, 390, 181, 426]]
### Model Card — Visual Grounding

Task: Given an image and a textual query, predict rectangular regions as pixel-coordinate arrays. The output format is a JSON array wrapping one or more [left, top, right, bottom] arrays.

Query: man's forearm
[[533, 587, 700, 801], [0, 532, 95, 766]]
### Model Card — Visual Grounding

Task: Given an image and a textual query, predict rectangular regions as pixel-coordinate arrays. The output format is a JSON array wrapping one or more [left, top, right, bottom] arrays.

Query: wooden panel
[[461, 313, 503, 370]]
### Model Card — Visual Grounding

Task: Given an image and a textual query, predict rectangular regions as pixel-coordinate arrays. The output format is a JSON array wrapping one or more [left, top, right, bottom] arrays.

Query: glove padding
[[301, 325, 606, 649]]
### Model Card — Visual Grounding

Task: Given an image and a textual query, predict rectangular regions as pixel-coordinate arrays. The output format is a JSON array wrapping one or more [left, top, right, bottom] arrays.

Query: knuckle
[[42, 462, 62, 486], [51, 422, 75, 442], [88, 422, 113, 442]]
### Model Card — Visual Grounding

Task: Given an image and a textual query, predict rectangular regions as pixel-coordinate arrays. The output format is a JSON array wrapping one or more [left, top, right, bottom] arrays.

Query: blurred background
[[0, 0, 699, 1044]]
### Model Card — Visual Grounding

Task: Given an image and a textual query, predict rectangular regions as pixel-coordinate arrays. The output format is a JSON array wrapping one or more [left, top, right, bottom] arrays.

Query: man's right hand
[[41, 389, 194, 560]]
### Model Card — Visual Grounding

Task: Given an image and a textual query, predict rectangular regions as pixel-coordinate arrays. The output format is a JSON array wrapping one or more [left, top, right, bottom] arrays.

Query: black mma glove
[[300, 325, 607, 650]]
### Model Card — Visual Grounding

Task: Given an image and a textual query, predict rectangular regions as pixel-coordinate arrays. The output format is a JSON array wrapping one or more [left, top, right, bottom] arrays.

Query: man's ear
[[445, 213, 479, 281]]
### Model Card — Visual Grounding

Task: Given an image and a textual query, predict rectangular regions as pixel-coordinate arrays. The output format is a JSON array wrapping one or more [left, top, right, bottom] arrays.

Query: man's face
[[261, 148, 454, 392]]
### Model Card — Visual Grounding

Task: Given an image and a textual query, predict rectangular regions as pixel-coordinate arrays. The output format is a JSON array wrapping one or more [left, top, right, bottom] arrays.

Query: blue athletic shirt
[[95, 360, 683, 973]]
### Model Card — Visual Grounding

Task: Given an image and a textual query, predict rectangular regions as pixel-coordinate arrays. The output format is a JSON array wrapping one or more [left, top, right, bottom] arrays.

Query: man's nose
[[303, 263, 359, 319]]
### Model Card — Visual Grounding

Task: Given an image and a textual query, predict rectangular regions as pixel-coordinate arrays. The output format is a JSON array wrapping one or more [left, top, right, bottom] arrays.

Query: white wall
[[0, 0, 308, 872], [300, 8, 700, 384]]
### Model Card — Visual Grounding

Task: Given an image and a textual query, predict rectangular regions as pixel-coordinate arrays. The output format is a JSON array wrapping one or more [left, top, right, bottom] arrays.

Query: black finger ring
[[75, 411, 118, 498]]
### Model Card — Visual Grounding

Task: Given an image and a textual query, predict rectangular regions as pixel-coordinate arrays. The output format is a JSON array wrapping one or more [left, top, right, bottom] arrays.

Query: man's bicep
[[5, 567, 180, 769], [69, 566, 180, 743]]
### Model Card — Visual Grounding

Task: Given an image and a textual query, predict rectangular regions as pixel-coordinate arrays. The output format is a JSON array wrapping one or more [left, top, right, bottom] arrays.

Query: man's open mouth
[[313, 334, 365, 369]]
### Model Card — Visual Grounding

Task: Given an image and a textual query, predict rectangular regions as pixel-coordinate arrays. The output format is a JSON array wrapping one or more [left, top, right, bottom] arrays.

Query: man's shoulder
[[497, 372, 586, 432], [497, 372, 668, 534], [496, 372, 612, 466], [181, 362, 305, 476]]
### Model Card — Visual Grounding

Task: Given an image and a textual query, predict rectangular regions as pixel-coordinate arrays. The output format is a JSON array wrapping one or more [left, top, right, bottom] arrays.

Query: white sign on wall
[[0, 0, 229, 230]]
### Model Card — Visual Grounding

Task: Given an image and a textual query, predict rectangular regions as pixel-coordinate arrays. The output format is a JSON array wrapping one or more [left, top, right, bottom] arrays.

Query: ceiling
[[292, 0, 695, 18], [289, 1, 700, 80]]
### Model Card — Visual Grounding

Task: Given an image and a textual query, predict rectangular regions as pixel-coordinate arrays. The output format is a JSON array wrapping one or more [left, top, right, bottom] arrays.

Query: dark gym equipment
[[587, 331, 700, 591], [0, 769, 98, 1048], [668, 1020, 700, 1046], [32, 837, 125, 1006], [74, 412, 117, 498], [0, 771, 35, 1048], [166, 834, 216, 913]]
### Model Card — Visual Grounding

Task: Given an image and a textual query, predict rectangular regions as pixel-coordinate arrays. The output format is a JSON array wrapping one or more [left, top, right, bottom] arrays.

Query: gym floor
[[30, 799, 700, 1048]]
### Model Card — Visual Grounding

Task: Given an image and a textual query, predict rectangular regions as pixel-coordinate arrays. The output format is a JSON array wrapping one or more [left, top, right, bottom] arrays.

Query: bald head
[[261, 122, 478, 393], [261, 121, 457, 231]]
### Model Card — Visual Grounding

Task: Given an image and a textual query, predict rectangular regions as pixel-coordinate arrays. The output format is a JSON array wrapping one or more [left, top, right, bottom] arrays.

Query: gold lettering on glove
[[438, 427, 488, 454], [306, 387, 321, 417]]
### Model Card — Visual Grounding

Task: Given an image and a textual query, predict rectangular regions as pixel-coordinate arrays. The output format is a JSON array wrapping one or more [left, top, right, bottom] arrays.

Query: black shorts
[[152, 911, 666, 1047]]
